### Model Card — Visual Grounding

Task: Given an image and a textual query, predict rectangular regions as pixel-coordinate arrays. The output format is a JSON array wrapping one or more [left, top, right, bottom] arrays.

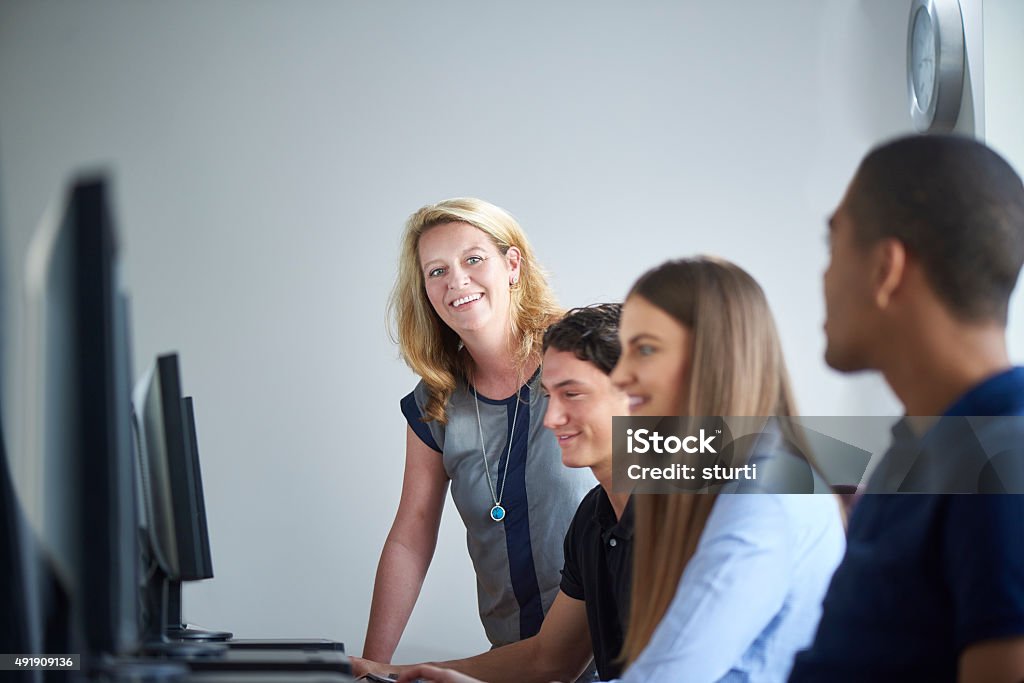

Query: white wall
[[0, 0, 1002, 661]]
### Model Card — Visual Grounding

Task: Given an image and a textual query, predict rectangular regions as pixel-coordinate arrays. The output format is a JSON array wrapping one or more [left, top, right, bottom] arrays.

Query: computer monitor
[[133, 353, 228, 652], [134, 354, 203, 581], [19, 174, 347, 679], [181, 397, 214, 580], [166, 395, 233, 641], [23, 174, 141, 660]]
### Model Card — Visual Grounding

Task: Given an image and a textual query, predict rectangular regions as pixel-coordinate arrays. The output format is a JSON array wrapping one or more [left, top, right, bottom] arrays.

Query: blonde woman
[[609, 257, 845, 682], [358, 199, 594, 667]]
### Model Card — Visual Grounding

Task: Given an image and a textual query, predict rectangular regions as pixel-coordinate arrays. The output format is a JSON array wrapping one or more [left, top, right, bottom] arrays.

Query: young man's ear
[[872, 238, 907, 310]]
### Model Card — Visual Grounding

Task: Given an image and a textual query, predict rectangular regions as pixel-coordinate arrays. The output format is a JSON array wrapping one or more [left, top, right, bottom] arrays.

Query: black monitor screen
[[23, 174, 140, 657], [182, 396, 214, 580], [134, 353, 211, 581]]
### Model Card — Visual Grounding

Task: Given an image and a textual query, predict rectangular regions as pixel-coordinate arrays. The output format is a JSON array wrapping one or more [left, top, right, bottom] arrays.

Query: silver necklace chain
[[473, 383, 520, 515]]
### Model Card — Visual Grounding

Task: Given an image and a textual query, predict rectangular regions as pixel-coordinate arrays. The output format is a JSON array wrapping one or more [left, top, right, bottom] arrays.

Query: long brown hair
[[387, 198, 562, 424], [619, 257, 799, 666]]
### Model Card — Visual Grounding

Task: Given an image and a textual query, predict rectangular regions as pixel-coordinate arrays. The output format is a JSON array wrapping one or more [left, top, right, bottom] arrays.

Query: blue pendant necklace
[[474, 384, 520, 523]]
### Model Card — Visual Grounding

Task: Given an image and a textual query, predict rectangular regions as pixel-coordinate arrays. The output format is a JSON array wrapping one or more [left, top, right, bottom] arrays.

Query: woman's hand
[[396, 664, 485, 683], [351, 656, 398, 680]]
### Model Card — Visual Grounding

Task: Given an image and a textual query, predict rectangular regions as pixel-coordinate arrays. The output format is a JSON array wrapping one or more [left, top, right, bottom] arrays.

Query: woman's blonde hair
[[619, 256, 799, 666], [387, 197, 562, 424]]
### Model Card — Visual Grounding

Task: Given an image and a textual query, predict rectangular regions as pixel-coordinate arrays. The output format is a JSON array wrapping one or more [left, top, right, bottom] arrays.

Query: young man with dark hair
[[790, 135, 1024, 682], [354, 304, 632, 683]]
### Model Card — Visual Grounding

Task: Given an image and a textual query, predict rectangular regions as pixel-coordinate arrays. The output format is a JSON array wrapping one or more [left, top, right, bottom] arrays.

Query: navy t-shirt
[[790, 367, 1024, 682]]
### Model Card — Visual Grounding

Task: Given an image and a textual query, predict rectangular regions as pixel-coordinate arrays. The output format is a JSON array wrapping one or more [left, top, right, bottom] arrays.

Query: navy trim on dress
[[401, 391, 441, 453], [498, 384, 545, 639]]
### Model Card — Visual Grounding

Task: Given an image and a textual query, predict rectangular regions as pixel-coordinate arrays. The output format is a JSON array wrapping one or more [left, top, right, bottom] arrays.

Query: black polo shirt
[[559, 485, 633, 681]]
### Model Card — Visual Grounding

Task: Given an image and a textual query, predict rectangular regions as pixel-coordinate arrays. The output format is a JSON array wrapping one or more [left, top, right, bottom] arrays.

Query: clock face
[[911, 6, 937, 111], [907, 0, 964, 132]]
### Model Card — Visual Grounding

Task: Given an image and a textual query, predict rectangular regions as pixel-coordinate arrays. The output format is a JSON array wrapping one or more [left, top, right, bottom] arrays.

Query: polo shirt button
[[609, 538, 617, 547]]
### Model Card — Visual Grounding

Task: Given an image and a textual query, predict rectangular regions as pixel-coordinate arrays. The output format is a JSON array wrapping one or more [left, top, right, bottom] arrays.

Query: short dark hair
[[848, 134, 1024, 324], [542, 303, 623, 375]]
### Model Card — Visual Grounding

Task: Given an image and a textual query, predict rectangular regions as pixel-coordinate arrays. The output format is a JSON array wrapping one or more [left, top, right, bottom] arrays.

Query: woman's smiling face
[[610, 294, 692, 417], [417, 221, 520, 337]]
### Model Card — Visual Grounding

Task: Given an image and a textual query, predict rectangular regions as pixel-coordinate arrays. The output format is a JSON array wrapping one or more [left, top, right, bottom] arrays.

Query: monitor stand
[[142, 572, 227, 657], [167, 579, 234, 641]]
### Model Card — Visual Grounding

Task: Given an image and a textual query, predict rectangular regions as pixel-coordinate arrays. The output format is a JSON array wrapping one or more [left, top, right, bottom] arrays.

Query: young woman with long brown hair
[[609, 256, 845, 682]]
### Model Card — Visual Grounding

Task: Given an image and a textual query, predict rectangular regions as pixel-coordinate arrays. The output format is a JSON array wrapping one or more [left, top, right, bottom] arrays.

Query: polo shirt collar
[[594, 488, 633, 540]]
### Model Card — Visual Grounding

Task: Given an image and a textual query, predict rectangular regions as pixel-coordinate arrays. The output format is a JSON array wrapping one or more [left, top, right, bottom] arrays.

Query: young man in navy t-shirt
[[790, 136, 1024, 682]]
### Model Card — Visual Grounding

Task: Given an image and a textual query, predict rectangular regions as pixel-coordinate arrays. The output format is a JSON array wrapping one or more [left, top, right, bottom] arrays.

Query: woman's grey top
[[401, 371, 595, 646]]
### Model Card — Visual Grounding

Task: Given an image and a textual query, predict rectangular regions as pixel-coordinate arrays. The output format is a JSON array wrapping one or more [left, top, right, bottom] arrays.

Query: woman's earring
[[510, 276, 520, 290]]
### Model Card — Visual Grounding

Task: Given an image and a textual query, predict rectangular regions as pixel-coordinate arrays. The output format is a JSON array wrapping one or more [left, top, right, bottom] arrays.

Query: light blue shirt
[[614, 494, 845, 683]]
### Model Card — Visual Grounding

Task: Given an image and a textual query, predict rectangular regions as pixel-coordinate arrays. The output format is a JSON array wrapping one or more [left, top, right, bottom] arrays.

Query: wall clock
[[907, 0, 965, 133]]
